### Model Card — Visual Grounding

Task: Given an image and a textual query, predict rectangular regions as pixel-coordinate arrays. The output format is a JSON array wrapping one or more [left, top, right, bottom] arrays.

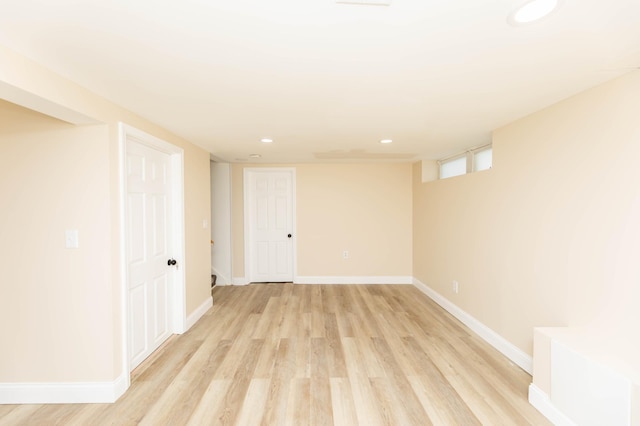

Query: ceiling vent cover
[[336, 0, 391, 5]]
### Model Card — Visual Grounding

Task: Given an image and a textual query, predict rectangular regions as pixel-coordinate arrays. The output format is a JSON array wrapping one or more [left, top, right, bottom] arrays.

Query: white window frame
[[472, 145, 492, 172], [438, 143, 492, 179]]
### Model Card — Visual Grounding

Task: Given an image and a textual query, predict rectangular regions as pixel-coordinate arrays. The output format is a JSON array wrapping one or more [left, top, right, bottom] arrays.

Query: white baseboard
[[185, 296, 213, 331], [528, 383, 576, 426], [231, 276, 412, 285], [0, 374, 128, 404], [412, 278, 533, 374], [295, 276, 413, 285]]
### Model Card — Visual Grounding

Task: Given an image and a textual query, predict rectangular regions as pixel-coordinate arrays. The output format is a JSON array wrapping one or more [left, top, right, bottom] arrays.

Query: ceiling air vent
[[336, 0, 391, 5]]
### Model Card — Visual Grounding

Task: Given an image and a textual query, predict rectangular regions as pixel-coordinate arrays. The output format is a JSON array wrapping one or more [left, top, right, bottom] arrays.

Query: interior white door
[[126, 140, 173, 370], [246, 169, 294, 283]]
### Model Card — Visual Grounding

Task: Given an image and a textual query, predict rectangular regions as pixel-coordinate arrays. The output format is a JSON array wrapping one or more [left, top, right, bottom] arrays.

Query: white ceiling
[[0, 0, 639, 163]]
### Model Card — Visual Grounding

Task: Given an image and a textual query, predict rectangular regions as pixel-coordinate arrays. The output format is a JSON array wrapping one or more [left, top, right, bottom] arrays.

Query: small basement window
[[473, 146, 492, 172], [439, 155, 467, 179], [439, 143, 492, 179]]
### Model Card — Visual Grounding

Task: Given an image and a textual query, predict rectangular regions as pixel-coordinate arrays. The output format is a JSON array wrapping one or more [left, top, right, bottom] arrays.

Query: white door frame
[[118, 123, 186, 387], [243, 167, 297, 284], [210, 162, 233, 285]]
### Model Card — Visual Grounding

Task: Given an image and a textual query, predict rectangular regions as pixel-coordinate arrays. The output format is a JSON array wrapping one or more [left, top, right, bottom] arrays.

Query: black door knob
[[287, 234, 292, 238], [167, 258, 177, 266]]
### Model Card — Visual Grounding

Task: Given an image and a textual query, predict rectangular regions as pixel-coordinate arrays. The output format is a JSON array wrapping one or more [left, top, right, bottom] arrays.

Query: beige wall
[[0, 102, 112, 381], [232, 163, 413, 279], [413, 71, 640, 357], [0, 45, 211, 384]]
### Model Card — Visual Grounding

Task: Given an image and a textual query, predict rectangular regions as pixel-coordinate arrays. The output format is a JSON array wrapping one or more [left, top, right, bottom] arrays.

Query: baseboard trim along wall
[[295, 276, 413, 285], [412, 278, 533, 375], [0, 374, 128, 404], [528, 384, 576, 426], [185, 296, 213, 331], [231, 277, 413, 285]]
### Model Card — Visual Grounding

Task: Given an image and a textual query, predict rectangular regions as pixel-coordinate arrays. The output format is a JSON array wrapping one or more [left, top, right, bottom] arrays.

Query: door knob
[[287, 234, 292, 238], [167, 258, 177, 266]]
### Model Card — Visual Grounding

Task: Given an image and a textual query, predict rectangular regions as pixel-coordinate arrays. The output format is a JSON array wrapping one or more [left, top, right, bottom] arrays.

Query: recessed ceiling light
[[260, 138, 273, 143], [380, 139, 393, 144], [249, 154, 262, 158], [509, 0, 560, 25]]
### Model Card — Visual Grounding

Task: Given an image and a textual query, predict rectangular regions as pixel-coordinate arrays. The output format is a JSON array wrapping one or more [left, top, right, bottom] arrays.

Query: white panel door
[[126, 140, 173, 370], [247, 170, 294, 283]]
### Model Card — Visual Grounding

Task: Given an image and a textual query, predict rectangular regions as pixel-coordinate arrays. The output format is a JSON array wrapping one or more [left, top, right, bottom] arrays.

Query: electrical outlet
[[343, 250, 349, 259], [452, 280, 459, 294]]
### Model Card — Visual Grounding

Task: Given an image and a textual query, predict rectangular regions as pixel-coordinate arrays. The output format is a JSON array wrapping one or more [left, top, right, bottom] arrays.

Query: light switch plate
[[65, 229, 79, 249]]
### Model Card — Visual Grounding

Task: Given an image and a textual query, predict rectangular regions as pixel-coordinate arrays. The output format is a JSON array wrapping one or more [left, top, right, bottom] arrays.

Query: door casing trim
[[118, 123, 186, 390]]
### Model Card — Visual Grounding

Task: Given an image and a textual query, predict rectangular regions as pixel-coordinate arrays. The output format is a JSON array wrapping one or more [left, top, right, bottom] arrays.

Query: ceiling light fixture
[[249, 154, 262, 159], [508, 0, 560, 25], [260, 138, 273, 143], [380, 139, 393, 144]]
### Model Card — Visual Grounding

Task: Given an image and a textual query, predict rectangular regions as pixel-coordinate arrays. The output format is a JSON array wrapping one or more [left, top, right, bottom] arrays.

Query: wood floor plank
[[252, 295, 284, 339], [370, 337, 432, 425], [329, 377, 359, 426], [285, 378, 311, 426], [370, 377, 415, 426], [138, 338, 232, 425], [88, 337, 206, 425], [234, 378, 270, 426], [0, 405, 54, 426], [403, 332, 509, 424], [310, 286, 325, 338], [341, 337, 385, 426], [253, 336, 281, 379], [310, 378, 333, 426], [185, 379, 232, 425], [323, 314, 348, 378], [1, 284, 550, 426], [206, 338, 264, 425], [431, 335, 534, 424], [278, 289, 301, 339], [0, 406, 18, 420], [295, 335, 311, 379], [455, 334, 547, 423], [401, 336, 484, 425], [261, 338, 297, 425], [213, 315, 261, 380]]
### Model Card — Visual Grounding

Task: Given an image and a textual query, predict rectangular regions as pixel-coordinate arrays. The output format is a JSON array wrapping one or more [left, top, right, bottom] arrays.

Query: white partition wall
[[211, 162, 233, 285], [530, 327, 639, 426]]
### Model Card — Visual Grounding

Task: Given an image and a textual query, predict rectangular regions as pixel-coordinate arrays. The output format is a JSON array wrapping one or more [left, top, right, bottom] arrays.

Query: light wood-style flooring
[[0, 284, 550, 425]]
